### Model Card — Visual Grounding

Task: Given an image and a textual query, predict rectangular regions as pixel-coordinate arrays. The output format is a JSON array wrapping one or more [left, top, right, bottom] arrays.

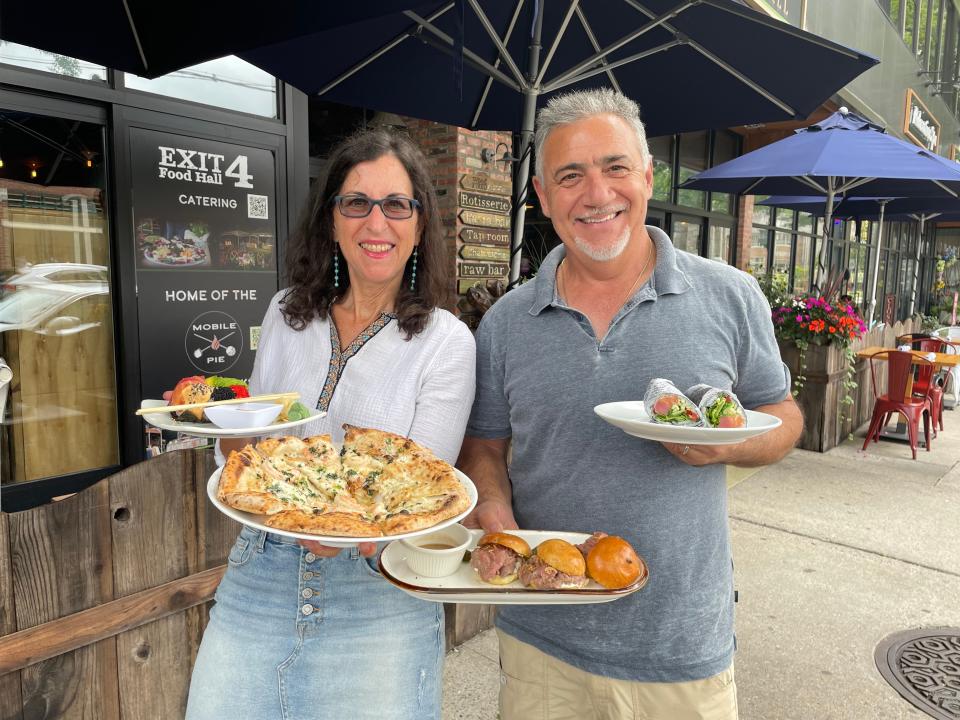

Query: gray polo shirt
[[467, 226, 790, 682]]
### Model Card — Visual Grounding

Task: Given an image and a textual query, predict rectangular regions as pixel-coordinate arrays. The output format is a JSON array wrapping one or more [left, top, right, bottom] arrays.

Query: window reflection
[[126, 56, 277, 118], [0, 41, 106, 82], [671, 217, 702, 255], [0, 110, 119, 487]]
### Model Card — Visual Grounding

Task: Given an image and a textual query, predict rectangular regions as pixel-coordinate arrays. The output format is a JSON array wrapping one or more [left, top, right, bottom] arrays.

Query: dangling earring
[[333, 244, 340, 288], [409, 246, 418, 292]]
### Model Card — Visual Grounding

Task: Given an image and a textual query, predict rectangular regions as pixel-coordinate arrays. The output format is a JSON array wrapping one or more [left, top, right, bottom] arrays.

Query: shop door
[[0, 92, 119, 506]]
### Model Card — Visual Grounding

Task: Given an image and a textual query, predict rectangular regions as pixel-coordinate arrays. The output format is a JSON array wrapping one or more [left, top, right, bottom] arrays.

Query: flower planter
[[778, 340, 850, 452]]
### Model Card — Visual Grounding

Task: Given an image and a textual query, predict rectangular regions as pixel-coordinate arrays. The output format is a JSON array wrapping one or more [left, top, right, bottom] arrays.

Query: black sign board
[[130, 127, 278, 400], [458, 191, 511, 215]]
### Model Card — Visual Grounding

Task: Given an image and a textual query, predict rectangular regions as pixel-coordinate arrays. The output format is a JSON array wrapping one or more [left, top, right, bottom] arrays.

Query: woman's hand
[[298, 540, 378, 558]]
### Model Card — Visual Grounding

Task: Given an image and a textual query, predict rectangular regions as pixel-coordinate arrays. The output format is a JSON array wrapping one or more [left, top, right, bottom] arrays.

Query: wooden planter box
[[778, 318, 922, 453], [779, 340, 849, 452]]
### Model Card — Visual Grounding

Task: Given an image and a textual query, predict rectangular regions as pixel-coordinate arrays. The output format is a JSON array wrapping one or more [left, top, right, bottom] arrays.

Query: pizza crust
[[265, 509, 382, 537], [216, 425, 470, 538]]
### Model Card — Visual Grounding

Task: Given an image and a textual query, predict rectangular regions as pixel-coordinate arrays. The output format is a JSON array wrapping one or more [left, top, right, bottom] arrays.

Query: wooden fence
[[0, 448, 492, 719]]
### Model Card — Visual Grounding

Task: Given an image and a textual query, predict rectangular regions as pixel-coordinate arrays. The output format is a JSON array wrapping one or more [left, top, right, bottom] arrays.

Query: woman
[[185, 128, 476, 720]]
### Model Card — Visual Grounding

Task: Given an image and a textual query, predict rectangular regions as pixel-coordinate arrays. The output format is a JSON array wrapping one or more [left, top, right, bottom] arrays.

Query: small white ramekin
[[400, 524, 472, 577]]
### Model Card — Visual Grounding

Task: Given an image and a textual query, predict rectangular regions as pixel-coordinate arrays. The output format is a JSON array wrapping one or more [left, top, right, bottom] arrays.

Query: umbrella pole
[[867, 200, 889, 326], [907, 215, 926, 317], [509, 1, 544, 286], [813, 182, 835, 292]]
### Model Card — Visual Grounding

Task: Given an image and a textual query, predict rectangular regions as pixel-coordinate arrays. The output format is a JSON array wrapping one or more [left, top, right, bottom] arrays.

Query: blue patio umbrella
[[0, 2, 425, 78], [757, 194, 960, 320], [681, 108, 960, 302], [239, 0, 877, 283]]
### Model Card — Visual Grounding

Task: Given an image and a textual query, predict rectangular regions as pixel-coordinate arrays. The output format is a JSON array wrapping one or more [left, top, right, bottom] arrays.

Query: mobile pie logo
[[185, 311, 244, 372]]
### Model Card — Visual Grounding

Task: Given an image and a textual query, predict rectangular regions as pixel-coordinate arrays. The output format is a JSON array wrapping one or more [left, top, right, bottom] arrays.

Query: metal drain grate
[[875, 628, 960, 719]]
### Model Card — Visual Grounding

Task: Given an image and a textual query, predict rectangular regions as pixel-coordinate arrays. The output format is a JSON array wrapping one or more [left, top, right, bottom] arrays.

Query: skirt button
[[304, 552, 317, 563], [301, 604, 314, 616], [302, 588, 314, 599]]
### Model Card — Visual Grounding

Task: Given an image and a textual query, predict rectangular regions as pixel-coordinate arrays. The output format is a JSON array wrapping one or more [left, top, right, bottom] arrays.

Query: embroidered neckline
[[316, 313, 395, 411]]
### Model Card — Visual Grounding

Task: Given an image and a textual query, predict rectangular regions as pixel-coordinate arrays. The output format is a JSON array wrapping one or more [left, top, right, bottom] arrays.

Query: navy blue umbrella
[[757, 194, 960, 320], [0, 2, 424, 79], [240, 0, 877, 283], [682, 108, 960, 303]]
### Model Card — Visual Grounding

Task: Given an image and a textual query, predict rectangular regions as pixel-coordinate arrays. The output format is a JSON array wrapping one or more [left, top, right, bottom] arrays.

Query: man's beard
[[572, 226, 631, 262]]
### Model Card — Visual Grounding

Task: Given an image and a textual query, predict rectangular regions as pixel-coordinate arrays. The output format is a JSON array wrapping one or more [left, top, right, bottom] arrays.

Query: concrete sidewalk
[[442, 417, 960, 719]]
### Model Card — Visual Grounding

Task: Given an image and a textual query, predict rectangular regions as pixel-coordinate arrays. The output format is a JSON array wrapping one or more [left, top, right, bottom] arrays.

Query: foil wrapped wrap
[[686, 384, 748, 428], [643, 378, 703, 426]]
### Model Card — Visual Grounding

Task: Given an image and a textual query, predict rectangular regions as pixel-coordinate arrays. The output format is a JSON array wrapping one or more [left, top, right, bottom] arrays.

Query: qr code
[[249, 325, 262, 351], [247, 194, 269, 220]]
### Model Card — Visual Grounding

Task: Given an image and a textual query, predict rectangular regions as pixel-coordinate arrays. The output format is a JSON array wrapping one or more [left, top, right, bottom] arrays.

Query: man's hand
[[662, 442, 731, 466], [662, 395, 803, 468], [463, 499, 518, 533], [299, 540, 378, 558]]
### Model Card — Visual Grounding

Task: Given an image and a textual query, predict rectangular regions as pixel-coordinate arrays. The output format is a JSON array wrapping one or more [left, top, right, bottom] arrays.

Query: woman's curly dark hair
[[281, 128, 450, 339]]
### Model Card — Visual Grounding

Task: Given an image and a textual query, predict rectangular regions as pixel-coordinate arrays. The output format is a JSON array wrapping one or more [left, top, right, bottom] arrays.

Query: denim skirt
[[185, 525, 444, 720]]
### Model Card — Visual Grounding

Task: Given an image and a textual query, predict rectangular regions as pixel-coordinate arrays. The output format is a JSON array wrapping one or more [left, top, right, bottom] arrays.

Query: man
[[458, 88, 803, 720]]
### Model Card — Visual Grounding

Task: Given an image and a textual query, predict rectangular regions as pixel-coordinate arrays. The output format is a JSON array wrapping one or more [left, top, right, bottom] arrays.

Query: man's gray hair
[[534, 88, 651, 180]]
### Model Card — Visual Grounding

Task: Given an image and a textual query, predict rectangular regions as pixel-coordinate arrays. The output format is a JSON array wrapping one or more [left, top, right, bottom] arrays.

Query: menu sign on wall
[[903, 89, 941, 152], [130, 127, 278, 401]]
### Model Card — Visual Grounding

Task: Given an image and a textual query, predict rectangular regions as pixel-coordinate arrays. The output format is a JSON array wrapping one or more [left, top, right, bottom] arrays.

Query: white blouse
[[246, 290, 476, 464]]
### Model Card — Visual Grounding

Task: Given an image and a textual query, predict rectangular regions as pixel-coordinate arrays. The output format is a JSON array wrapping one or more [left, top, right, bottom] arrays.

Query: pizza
[[217, 425, 471, 537]]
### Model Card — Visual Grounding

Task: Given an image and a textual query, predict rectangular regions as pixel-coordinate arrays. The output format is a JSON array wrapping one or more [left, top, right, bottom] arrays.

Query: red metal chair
[[911, 338, 946, 436], [862, 350, 933, 460], [895, 333, 933, 346]]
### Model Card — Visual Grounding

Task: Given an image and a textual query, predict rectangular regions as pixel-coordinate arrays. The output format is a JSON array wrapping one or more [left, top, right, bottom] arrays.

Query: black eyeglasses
[[332, 194, 421, 220]]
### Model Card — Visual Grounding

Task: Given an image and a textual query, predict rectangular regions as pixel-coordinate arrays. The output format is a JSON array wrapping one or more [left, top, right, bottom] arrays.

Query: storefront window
[[750, 227, 769, 274], [776, 208, 795, 230], [0, 41, 106, 82], [0, 110, 119, 488], [753, 202, 772, 226], [773, 231, 792, 278], [677, 131, 708, 209], [125, 56, 278, 118], [709, 132, 736, 214], [648, 135, 674, 203], [708, 224, 732, 264], [671, 216, 702, 255], [793, 235, 812, 294]]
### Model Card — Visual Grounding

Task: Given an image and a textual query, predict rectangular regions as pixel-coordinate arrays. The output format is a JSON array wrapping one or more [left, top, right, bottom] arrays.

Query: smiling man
[[458, 89, 803, 720]]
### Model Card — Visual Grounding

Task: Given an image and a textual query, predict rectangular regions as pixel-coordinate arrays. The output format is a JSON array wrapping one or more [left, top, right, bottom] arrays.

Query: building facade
[[3, 3, 960, 503]]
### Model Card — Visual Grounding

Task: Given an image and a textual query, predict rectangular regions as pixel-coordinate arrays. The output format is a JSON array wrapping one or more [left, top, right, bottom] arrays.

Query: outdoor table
[[856, 346, 960, 445]]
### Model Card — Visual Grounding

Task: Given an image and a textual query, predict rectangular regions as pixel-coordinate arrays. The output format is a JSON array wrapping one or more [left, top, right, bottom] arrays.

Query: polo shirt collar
[[528, 224, 692, 316]]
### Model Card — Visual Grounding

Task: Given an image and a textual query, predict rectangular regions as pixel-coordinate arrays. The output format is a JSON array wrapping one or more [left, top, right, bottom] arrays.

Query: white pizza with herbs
[[217, 425, 470, 536]]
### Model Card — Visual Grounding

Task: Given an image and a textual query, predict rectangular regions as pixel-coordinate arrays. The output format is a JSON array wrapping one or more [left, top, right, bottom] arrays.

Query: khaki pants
[[497, 630, 739, 720]]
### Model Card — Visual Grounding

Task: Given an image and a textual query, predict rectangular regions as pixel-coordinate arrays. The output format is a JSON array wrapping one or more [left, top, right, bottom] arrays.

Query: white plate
[[379, 529, 648, 605], [140, 399, 325, 437], [594, 400, 782, 445], [206, 466, 478, 548]]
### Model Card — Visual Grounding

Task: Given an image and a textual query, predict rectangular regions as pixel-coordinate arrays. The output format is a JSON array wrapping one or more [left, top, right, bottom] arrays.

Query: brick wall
[[404, 119, 513, 324]]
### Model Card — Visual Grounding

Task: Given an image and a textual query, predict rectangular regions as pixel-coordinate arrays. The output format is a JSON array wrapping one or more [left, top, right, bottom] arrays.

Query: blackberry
[[211, 386, 237, 402]]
